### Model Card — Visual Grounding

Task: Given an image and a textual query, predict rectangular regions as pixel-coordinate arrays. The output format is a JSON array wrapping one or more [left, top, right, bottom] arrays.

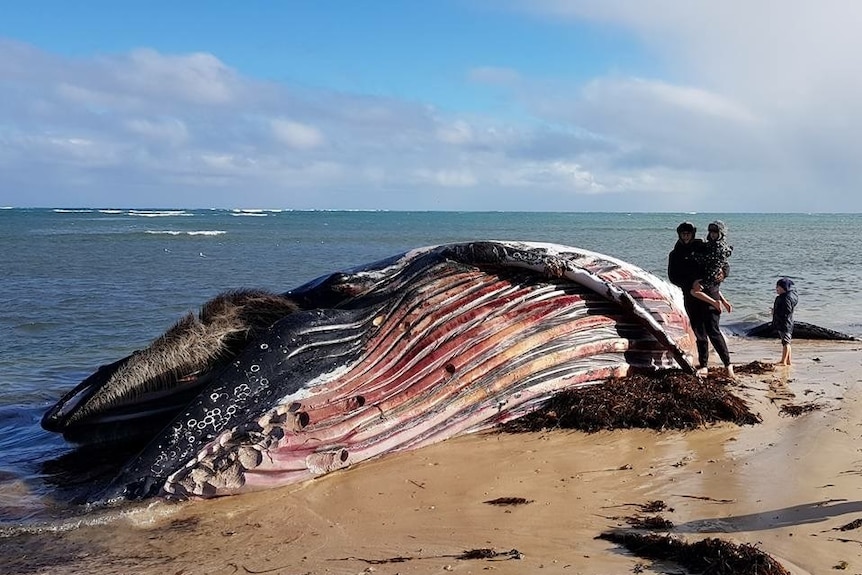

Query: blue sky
[[2, 1, 861, 211]]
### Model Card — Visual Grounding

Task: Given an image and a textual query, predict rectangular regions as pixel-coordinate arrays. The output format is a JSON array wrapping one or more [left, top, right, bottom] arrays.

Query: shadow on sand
[[673, 499, 862, 533]]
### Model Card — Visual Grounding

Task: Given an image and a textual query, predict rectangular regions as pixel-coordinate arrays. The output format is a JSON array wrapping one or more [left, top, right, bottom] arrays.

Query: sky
[[2, 1, 861, 212]]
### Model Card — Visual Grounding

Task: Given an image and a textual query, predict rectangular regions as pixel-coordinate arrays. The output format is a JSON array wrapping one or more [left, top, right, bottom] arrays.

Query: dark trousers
[[686, 297, 731, 367]]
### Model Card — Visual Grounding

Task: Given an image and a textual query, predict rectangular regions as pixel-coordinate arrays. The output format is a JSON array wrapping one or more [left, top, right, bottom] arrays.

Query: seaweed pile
[[501, 370, 761, 433], [597, 532, 791, 575]]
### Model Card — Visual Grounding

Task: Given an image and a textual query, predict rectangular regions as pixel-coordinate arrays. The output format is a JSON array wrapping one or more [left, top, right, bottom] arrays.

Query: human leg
[[779, 333, 792, 365], [686, 300, 710, 371], [704, 310, 733, 375]]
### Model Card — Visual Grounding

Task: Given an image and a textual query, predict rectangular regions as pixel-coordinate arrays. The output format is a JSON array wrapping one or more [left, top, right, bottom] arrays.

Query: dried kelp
[[836, 518, 862, 532], [625, 515, 674, 530], [457, 548, 523, 560], [501, 370, 760, 433], [735, 361, 774, 375], [336, 547, 523, 565], [484, 497, 533, 506], [779, 402, 823, 417], [640, 500, 669, 513], [597, 532, 790, 575]]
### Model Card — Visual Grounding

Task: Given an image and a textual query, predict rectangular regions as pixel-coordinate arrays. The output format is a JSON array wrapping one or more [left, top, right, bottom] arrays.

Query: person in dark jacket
[[773, 277, 798, 365], [667, 221, 703, 291], [668, 222, 734, 377]]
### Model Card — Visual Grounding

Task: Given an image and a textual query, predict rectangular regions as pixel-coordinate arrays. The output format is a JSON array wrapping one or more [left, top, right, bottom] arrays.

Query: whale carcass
[[42, 241, 696, 502]]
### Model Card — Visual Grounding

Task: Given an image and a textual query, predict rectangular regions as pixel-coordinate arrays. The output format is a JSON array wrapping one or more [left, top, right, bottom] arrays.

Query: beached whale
[[41, 241, 697, 503]]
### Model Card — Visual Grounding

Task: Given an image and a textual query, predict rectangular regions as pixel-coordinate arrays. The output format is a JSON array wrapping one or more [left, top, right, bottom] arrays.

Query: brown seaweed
[[639, 500, 669, 513], [501, 370, 761, 433], [779, 402, 824, 417], [735, 361, 775, 375], [484, 497, 533, 506], [836, 518, 862, 531], [625, 515, 675, 530], [597, 531, 790, 575]]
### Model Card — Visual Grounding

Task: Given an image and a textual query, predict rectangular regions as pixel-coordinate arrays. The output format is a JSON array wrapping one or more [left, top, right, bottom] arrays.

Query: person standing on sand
[[668, 223, 734, 378], [693, 264, 734, 378], [668, 222, 707, 359], [772, 277, 798, 366]]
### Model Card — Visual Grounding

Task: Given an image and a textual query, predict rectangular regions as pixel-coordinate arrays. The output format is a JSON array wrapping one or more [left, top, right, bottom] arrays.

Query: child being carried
[[690, 220, 733, 312]]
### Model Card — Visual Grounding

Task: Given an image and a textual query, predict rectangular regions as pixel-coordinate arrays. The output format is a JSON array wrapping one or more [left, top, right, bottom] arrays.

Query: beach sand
[[4, 337, 862, 575]]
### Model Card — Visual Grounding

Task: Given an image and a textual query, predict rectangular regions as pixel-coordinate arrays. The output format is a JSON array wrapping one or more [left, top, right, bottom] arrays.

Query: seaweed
[[597, 531, 790, 575], [836, 518, 862, 532], [779, 402, 823, 417], [640, 500, 669, 513], [484, 497, 533, 506], [735, 361, 774, 375], [501, 369, 760, 433], [625, 515, 675, 530]]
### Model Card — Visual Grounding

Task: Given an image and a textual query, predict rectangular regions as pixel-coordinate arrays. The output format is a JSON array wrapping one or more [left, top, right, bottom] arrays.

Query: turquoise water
[[1, 208, 860, 523]]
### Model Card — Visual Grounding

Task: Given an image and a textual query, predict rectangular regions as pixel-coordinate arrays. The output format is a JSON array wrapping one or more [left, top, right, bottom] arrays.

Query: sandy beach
[[4, 336, 862, 575]]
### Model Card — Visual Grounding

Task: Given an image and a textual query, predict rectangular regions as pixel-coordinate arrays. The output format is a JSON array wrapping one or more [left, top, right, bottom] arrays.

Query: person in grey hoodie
[[772, 277, 799, 365]]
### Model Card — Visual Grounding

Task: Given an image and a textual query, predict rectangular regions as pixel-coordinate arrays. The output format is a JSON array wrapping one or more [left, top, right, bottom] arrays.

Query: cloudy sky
[[2, 1, 861, 211]]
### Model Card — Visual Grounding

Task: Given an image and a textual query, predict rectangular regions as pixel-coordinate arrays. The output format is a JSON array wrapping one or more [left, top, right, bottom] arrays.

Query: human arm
[[691, 280, 722, 311], [718, 291, 733, 313], [667, 251, 683, 287]]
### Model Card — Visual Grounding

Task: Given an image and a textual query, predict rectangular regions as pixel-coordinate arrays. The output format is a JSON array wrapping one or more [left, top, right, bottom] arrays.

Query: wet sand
[[3, 337, 862, 574]]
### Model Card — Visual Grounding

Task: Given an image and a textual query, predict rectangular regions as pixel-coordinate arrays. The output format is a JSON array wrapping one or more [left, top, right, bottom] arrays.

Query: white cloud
[[116, 49, 239, 105], [415, 168, 478, 188], [124, 118, 189, 146], [3, 0, 862, 214], [271, 119, 325, 150], [498, 0, 862, 210], [532, 76, 766, 172], [436, 120, 474, 145]]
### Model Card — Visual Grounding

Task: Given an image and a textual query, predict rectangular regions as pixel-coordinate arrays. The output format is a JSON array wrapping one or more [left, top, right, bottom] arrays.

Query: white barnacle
[[306, 449, 350, 474], [237, 446, 263, 469], [260, 343, 269, 350], [189, 467, 213, 486], [250, 364, 260, 373]]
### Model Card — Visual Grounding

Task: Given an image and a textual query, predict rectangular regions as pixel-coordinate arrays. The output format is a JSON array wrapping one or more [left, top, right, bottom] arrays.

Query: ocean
[[1, 208, 860, 527]]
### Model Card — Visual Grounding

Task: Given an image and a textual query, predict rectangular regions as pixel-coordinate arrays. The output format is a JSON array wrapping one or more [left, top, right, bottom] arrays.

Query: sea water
[[1, 208, 860, 524]]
